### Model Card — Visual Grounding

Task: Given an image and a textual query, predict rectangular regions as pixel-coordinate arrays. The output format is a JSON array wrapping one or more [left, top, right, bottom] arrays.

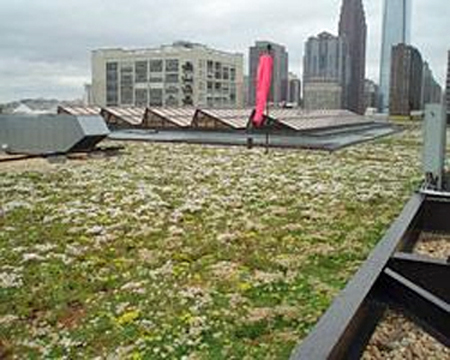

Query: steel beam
[[290, 194, 425, 360], [421, 197, 450, 233], [388, 252, 450, 301], [375, 268, 450, 347]]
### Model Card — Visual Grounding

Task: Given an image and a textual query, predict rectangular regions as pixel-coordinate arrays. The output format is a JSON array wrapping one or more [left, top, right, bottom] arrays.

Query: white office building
[[91, 41, 244, 108]]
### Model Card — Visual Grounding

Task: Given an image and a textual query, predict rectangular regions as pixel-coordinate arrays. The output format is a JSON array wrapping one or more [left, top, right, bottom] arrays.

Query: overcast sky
[[0, 0, 448, 103]]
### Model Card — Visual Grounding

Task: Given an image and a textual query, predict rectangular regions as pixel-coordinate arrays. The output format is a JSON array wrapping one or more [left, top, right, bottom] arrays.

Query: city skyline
[[0, 0, 448, 103]]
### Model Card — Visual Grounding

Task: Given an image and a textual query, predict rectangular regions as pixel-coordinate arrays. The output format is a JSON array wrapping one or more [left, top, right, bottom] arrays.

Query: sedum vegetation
[[0, 130, 422, 359]]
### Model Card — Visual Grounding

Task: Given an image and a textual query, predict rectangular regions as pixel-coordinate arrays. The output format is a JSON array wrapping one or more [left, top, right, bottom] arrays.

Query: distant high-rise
[[446, 51, 450, 111], [339, 0, 367, 114], [303, 32, 350, 110], [421, 62, 442, 107], [364, 79, 379, 110], [389, 43, 422, 116], [288, 72, 301, 106], [379, 0, 412, 113], [248, 41, 289, 106]]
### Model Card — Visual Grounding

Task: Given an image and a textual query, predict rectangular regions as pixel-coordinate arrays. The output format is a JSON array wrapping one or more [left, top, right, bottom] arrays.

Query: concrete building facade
[[389, 43, 423, 116], [379, 0, 412, 113], [303, 82, 343, 110], [339, 0, 367, 114], [303, 32, 350, 110], [248, 41, 289, 106], [91, 41, 244, 108]]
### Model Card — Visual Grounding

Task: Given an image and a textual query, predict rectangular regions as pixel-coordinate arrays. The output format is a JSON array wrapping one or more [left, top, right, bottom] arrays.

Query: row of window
[[107, 60, 237, 84], [107, 82, 236, 105], [106, 88, 237, 107], [106, 60, 237, 107]]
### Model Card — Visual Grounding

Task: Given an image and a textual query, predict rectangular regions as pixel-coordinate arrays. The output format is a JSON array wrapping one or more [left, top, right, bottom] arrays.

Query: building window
[[165, 95, 179, 107], [222, 83, 229, 94], [182, 96, 193, 106], [135, 61, 148, 83], [215, 62, 222, 79], [149, 88, 163, 106], [182, 61, 194, 72], [230, 67, 236, 81], [165, 85, 179, 94], [149, 77, 163, 83], [106, 62, 119, 106], [165, 59, 179, 72], [207, 61, 214, 72], [223, 66, 229, 80], [165, 74, 179, 83], [182, 61, 194, 83], [135, 89, 148, 107], [207, 60, 214, 79], [120, 64, 134, 105], [230, 83, 237, 103], [183, 84, 193, 94], [150, 60, 163, 72]]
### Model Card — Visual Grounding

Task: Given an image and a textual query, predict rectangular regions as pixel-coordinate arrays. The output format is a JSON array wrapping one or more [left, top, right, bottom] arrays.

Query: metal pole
[[265, 104, 270, 154]]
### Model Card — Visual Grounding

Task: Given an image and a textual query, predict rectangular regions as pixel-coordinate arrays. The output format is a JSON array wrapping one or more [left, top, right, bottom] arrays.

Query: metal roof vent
[[0, 114, 110, 155]]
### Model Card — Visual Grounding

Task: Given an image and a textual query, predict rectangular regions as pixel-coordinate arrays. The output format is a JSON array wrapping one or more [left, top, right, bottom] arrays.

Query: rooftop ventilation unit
[[0, 114, 110, 155]]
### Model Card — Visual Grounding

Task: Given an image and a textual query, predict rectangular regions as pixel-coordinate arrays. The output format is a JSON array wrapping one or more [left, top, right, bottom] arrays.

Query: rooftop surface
[[0, 129, 424, 358]]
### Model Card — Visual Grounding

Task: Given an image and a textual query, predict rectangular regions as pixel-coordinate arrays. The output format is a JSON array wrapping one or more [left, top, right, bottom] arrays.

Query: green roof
[[0, 129, 423, 358]]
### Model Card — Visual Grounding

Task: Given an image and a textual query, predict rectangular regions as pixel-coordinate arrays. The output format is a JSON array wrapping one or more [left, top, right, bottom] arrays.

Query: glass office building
[[379, 0, 412, 113]]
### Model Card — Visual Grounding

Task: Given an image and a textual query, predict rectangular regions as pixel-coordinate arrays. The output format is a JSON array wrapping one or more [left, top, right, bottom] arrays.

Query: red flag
[[253, 54, 273, 127]]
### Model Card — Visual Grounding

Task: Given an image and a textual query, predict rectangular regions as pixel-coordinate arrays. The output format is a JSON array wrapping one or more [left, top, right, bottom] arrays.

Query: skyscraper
[[364, 79, 379, 110], [422, 62, 442, 107], [248, 41, 289, 106], [288, 72, 301, 106], [303, 32, 350, 110], [446, 51, 450, 111], [379, 0, 412, 113], [389, 43, 422, 116], [339, 0, 367, 114]]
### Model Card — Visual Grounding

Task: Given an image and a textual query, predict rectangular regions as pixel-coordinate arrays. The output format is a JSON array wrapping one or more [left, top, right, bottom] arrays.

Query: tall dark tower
[[339, 0, 367, 114]]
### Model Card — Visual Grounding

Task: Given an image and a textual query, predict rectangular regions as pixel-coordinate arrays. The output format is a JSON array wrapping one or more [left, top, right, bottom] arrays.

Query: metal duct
[[0, 114, 110, 155]]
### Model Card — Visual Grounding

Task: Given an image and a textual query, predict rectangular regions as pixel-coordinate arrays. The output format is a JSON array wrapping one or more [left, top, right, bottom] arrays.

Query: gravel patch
[[363, 311, 450, 359], [364, 233, 450, 359], [415, 232, 450, 260]]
